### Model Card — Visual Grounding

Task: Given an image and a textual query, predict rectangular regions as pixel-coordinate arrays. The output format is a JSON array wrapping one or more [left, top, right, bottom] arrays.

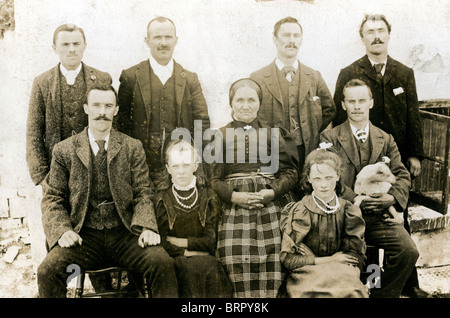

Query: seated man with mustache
[[37, 85, 178, 298]]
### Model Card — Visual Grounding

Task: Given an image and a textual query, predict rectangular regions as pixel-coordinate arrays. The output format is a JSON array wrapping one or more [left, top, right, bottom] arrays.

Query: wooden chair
[[74, 266, 149, 298]]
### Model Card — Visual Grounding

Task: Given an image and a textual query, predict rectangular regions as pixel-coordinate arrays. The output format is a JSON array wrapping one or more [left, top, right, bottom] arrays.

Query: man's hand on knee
[[138, 229, 161, 248], [58, 230, 83, 248]]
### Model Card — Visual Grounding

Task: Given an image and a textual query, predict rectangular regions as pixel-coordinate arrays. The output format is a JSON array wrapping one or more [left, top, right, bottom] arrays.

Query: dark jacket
[[250, 60, 336, 155], [116, 59, 210, 161], [320, 121, 411, 211], [26, 62, 112, 185], [41, 128, 157, 249], [332, 55, 423, 163]]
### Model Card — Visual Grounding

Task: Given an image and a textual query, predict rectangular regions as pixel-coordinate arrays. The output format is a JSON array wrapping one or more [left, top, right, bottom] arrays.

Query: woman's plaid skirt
[[217, 175, 288, 298]]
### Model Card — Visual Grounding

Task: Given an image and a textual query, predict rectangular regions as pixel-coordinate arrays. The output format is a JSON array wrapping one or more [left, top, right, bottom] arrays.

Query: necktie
[[95, 140, 106, 156], [282, 66, 296, 82], [65, 70, 78, 85], [356, 129, 367, 143], [373, 63, 384, 80]]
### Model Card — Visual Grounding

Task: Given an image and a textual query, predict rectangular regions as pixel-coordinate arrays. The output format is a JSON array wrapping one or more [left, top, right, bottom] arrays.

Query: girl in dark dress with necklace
[[155, 139, 231, 298]]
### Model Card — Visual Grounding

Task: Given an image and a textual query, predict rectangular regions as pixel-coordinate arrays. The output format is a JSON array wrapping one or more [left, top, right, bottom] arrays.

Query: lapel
[[82, 63, 98, 96], [173, 61, 186, 123], [336, 121, 360, 170], [361, 55, 378, 82], [48, 64, 63, 116], [75, 128, 92, 172], [383, 55, 396, 85], [136, 60, 152, 124], [107, 129, 122, 166], [298, 62, 312, 105], [368, 123, 385, 164], [264, 61, 283, 106]]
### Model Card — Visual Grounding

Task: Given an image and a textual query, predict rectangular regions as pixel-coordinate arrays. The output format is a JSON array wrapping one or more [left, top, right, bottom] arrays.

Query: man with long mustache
[[332, 14, 427, 298], [250, 17, 336, 197]]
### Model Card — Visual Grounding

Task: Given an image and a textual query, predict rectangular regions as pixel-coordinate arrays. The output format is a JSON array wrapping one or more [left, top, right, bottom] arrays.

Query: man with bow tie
[[332, 14, 427, 298], [321, 79, 419, 298], [250, 17, 336, 193], [37, 85, 178, 298]]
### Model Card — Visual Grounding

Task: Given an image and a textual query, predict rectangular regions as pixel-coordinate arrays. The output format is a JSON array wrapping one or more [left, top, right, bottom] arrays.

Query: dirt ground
[[1, 219, 449, 298]]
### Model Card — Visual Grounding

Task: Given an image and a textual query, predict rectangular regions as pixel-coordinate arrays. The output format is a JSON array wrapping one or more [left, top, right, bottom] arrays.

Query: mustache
[[371, 38, 384, 45], [285, 43, 298, 49], [94, 115, 111, 121]]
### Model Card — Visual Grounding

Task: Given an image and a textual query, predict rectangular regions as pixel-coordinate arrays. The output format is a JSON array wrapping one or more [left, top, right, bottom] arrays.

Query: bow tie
[[243, 125, 253, 131], [355, 129, 367, 143]]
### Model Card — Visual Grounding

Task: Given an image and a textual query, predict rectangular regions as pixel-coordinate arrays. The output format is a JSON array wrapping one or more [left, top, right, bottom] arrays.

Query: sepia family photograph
[[0, 0, 449, 305]]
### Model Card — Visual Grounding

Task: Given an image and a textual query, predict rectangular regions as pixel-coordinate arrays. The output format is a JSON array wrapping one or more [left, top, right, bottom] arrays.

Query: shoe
[[402, 287, 432, 298]]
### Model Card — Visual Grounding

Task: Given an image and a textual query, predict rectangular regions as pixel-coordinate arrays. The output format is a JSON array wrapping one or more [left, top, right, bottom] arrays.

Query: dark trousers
[[292, 144, 306, 200], [402, 200, 421, 292], [364, 215, 419, 298], [37, 226, 178, 298]]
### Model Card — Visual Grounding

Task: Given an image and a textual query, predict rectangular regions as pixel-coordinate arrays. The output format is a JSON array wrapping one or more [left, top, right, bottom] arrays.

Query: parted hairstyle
[[53, 24, 86, 45], [86, 84, 118, 105], [342, 78, 373, 100], [273, 16, 303, 37], [359, 14, 392, 38], [228, 78, 263, 106], [300, 148, 343, 195]]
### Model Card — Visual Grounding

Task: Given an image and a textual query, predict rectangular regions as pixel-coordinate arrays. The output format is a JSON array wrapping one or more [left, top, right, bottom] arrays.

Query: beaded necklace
[[312, 191, 340, 214], [171, 184, 198, 209]]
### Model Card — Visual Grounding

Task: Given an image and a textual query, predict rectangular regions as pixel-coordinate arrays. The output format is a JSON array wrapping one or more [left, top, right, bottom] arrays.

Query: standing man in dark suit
[[37, 85, 178, 298], [250, 16, 336, 186], [117, 16, 210, 189], [321, 79, 419, 298], [332, 14, 428, 298]]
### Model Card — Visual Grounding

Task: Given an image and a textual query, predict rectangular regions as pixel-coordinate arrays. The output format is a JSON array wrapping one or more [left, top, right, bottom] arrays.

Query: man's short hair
[[273, 16, 303, 37], [342, 79, 373, 100], [359, 14, 392, 38], [146, 16, 177, 37], [87, 84, 118, 105], [53, 24, 86, 45]]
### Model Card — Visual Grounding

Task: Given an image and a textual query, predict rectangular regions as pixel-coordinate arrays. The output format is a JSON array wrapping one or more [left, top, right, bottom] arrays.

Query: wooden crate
[[410, 99, 450, 215]]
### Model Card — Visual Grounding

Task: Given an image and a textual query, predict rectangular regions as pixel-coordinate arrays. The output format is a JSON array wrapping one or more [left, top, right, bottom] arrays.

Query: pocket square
[[393, 87, 404, 95], [313, 96, 320, 101]]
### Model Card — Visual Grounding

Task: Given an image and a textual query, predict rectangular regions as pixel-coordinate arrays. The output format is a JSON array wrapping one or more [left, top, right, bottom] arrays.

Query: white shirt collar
[[350, 122, 370, 138], [148, 55, 174, 85], [275, 58, 299, 72], [368, 57, 387, 75], [88, 128, 110, 156], [59, 63, 82, 77]]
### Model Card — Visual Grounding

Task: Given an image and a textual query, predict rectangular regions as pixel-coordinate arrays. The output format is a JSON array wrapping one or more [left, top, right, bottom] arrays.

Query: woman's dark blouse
[[155, 186, 219, 257], [209, 119, 299, 202]]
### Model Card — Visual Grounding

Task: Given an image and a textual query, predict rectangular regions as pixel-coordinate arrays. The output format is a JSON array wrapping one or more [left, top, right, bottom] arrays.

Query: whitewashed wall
[[1, 0, 450, 189]]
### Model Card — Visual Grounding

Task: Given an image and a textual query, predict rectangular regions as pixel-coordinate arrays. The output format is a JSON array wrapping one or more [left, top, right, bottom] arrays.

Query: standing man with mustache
[[117, 16, 210, 189], [26, 24, 113, 291], [332, 14, 428, 298], [250, 17, 336, 197]]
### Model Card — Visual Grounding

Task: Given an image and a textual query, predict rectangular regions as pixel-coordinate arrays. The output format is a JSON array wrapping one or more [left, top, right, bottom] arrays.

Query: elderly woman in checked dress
[[209, 78, 299, 298], [280, 147, 368, 298]]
